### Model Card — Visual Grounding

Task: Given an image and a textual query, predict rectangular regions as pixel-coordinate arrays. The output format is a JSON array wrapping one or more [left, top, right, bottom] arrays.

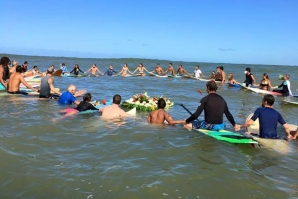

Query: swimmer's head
[[262, 94, 275, 107], [284, 74, 290, 80], [0, 56, 10, 66], [67, 84, 77, 95], [16, 65, 23, 73], [113, 94, 122, 105], [157, 98, 166, 109], [206, 80, 218, 92], [83, 93, 92, 102]]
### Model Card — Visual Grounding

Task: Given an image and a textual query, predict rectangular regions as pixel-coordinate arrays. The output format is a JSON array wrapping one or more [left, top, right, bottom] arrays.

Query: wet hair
[[263, 94, 275, 106], [196, 65, 199, 68], [157, 98, 166, 109], [169, 63, 172, 66], [284, 74, 290, 80], [263, 73, 269, 79], [228, 73, 233, 80], [75, 64, 79, 68], [246, 67, 251, 72], [139, 63, 143, 67], [62, 63, 65, 66], [33, 65, 37, 69], [113, 94, 122, 104], [124, 63, 128, 67], [83, 93, 92, 102], [206, 80, 218, 92], [219, 66, 224, 70], [0, 57, 10, 66], [16, 65, 23, 73], [93, 64, 96, 66]]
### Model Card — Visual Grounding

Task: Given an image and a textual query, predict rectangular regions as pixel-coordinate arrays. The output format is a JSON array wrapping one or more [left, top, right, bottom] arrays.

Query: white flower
[[135, 101, 140, 105]]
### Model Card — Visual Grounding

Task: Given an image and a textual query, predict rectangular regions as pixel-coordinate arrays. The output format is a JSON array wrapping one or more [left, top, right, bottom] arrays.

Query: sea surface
[[0, 54, 297, 199]]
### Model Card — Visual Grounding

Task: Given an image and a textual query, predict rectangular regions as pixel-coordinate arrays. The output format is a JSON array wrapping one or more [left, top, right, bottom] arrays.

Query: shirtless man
[[151, 63, 165, 75], [7, 65, 38, 94], [176, 65, 190, 76], [147, 98, 184, 125], [164, 63, 175, 76], [100, 94, 128, 120], [85, 64, 104, 76], [132, 63, 149, 76], [32, 66, 41, 75], [215, 66, 226, 83]]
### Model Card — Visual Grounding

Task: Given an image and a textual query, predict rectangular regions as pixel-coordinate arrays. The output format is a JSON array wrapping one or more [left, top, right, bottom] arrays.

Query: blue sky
[[1, 0, 297, 65]]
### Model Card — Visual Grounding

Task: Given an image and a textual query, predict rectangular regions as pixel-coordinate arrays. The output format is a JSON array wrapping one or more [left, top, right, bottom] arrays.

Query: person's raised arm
[[79, 68, 84, 73], [69, 68, 75, 73]]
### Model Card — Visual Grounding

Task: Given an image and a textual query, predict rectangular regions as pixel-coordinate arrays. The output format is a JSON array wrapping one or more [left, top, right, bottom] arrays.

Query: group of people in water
[[0, 56, 297, 141]]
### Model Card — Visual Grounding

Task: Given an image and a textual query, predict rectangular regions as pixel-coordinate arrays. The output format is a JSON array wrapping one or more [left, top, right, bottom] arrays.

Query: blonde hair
[[228, 73, 234, 81], [67, 84, 77, 92]]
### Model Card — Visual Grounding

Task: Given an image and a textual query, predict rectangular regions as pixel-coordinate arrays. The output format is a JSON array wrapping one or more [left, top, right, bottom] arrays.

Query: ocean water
[[0, 54, 297, 199]]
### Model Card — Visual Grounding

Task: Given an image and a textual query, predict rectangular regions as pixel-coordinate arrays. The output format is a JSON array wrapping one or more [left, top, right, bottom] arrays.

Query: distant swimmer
[[272, 74, 293, 96], [227, 73, 239, 84], [39, 69, 61, 99], [183, 80, 237, 131], [147, 98, 184, 125], [100, 94, 128, 120], [257, 73, 273, 91], [7, 65, 38, 95], [21, 61, 28, 72], [0, 56, 11, 89], [151, 63, 165, 75], [85, 64, 104, 76], [132, 63, 149, 76], [176, 65, 190, 76], [104, 65, 117, 76], [215, 66, 226, 83], [235, 94, 293, 140], [60, 63, 69, 74], [243, 67, 256, 87], [70, 64, 84, 76], [118, 63, 132, 76], [58, 84, 80, 105], [164, 63, 175, 76], [193, 65, 204, 78]]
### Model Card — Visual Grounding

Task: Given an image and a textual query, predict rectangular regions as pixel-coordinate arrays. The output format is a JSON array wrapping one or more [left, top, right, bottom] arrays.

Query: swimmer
[[100, 94, 128, 120], [85, 64, 104, 76], [118, 63, 132, 76], [132, 63, 149, 76]]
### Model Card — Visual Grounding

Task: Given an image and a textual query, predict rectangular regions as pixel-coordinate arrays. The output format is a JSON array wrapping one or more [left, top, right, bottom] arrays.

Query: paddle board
[[168, 75, 182, 78], [227, 82, 241, 88], [148, 72, 167, 78], [193, 128, 258, 144], [283, 96, 298, 105]]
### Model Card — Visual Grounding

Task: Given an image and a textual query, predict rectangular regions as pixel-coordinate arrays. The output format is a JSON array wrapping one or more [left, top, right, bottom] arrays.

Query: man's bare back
[[147, 109, 184, 125], [8, 72, 36, 92], [101, 104, 128, 120]]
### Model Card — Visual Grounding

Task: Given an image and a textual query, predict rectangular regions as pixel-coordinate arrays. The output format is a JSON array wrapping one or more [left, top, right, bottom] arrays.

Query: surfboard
[[283, 96, 298, 105], [168, 75, 182, 78], [26, 88, 60, 96], [193, 128, 258, 144], [227, 82, 241, 88], [239, 83, 282, 96], [148, 72, 167, 78], [20, 83, 40, 88], [52, 69, 63, 76]]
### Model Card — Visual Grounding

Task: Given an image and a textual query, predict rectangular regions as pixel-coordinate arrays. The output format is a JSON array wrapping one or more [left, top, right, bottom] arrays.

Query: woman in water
[[70, 64, 84, 76], [227, 73, 239, 84], [257, 73, 273, 91], [273, 74, 293, 96], [118, 63, 132, 76], [132, 63, 149, 76]]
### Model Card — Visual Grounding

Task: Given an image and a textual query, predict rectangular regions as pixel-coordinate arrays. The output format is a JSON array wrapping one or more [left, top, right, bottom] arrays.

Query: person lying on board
[[147, 98, 184, 125], [272, 74, 293, 96], [60, 63, 69, 74], [164, 63, 175, 76], [255, 73, 273, 91], [243, 67, 256, 87], [215, 66, 226, 83], [183, 80, 237, 131], [0, 56, 11, 89], [70, 64, 84, 76], [58, 84, 80, 105], [7, 65, 38, 95], [193, 65, 204, 78], [150, 63, 165, 75], [118, 63, 132, 76], [235, 94, 293, 140], [39, 69, 61, 99], [104, 65, 117, 76], [227, 73, 239, 84], [132, 63, 149, 76], [100, 94, 128, 120], [176, 65, 191, 76], [64, 93, 99, 114], [85, 64, 104, 76]]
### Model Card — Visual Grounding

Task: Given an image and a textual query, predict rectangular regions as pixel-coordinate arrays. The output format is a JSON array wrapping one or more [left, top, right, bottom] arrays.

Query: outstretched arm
[[164, 113, 184, 125], [48, 78, 61, 95], [20, 77, 38, 91]]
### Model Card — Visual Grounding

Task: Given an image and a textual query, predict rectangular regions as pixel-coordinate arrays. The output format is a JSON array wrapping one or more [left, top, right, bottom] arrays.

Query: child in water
[[227, 73, 239, 84]]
